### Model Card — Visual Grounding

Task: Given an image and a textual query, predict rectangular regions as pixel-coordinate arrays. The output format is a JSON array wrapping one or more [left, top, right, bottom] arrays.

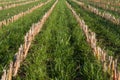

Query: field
[[0, 0, 120, 80]]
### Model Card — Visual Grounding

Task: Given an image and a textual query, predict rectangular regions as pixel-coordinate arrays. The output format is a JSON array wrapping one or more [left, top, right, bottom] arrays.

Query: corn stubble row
[[0, 0, 58, 80], [66, 1, 120, 80], [0, 0, 27, 4], [88, 0, 120, 14], [73, 0, 120, 25], [0, 0, 39, 11], [0, 0, 51, 28]]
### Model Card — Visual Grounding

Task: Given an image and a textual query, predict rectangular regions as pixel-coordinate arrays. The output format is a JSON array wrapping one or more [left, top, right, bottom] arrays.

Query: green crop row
[[0, 0, 47, 21], [68, 0, 120, 68], [78, 0, 120, 18], [80, 0, 120, 10], [0, 0, 55, 76], [14, 0, 109, 80], [0, 0, 34, 7], [76, 0, 120, 18], [87, 2, 120, 18], [0, 0, 25, 1]]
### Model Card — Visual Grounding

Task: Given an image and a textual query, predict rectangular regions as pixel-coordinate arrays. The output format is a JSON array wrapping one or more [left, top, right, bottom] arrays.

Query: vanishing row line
[[1, 0, 58, 80]]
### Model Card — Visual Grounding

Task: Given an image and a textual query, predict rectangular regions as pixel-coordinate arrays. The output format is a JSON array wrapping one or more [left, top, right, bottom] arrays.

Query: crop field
[[0, 0, 120, 80]]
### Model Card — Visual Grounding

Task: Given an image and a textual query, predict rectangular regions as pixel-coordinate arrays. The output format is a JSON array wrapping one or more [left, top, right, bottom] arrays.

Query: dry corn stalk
[[1, 0, 58, 80], [66, 1, 120, 80], [0, 0, 40, 11], [72, 0, 120, 25], [0, 0, 51, 28]]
